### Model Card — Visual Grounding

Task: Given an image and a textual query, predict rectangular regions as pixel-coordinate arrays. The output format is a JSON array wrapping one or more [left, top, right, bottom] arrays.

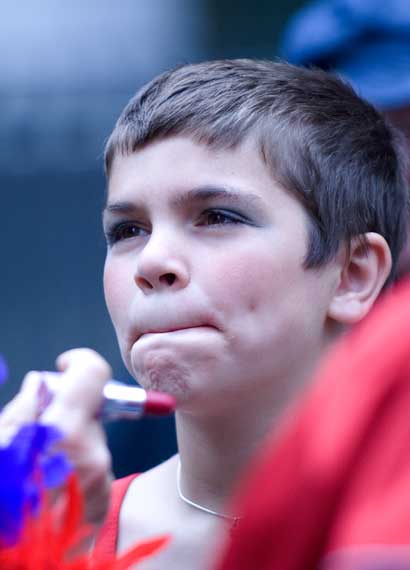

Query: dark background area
[[1, 0, 306, 476]]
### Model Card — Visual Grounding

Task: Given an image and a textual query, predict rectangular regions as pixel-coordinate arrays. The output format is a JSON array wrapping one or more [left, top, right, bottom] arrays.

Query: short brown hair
[[105, 59, 409, 282]]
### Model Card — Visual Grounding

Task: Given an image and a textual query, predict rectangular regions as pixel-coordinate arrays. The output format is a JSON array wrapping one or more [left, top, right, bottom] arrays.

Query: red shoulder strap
[[92, 474, 139, 560]]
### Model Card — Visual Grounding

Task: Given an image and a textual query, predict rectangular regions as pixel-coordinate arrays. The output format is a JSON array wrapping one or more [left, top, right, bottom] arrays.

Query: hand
[[0, 348, 114, 527]]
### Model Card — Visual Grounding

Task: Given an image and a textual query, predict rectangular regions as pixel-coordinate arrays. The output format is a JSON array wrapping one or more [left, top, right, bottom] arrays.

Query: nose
[[134, 231, 190, 294]]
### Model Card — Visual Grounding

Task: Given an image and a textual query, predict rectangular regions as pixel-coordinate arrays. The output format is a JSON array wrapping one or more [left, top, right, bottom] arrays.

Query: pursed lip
[[130, 312, 222, 344], [138, 324, 217, 339]]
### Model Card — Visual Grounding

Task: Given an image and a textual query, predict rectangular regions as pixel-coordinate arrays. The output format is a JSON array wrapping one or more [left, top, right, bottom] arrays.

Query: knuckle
[[58, 428, 111, 476], [0, 423, 18, 445], [0, 398, 17, 419], [21, 370, 42, 388], [57, 348, 112, 381], [20, 371, 44, 400], [0, 384, 40, 426]]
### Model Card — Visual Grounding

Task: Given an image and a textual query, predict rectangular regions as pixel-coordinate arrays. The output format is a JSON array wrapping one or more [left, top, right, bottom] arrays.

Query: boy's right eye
[[105, 222, 148, 246]]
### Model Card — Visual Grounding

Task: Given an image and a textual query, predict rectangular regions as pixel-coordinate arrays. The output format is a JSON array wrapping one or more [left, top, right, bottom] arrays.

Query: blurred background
[[1, 0, 409, 477]]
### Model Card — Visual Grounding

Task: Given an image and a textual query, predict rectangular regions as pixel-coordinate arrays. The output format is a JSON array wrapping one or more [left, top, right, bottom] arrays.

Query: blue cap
[[281, 0, 410, 109]]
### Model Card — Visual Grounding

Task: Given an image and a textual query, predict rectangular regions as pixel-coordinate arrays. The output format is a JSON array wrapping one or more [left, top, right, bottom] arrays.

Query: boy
[[1, 59, 408, 570]]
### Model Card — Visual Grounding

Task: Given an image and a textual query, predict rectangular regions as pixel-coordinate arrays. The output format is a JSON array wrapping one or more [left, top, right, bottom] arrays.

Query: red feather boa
[[0, 473, 170, 569]]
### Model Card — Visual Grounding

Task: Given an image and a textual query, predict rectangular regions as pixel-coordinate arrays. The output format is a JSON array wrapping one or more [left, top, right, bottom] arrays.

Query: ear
[[328, 233, 392, 324]]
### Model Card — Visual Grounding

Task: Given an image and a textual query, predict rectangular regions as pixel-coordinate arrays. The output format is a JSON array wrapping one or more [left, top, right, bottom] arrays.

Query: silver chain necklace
[[176, 460, 242, 533]]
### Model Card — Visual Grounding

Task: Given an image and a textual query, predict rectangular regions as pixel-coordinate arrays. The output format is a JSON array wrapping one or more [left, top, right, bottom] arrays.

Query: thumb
[[41, 348, 112, 428]]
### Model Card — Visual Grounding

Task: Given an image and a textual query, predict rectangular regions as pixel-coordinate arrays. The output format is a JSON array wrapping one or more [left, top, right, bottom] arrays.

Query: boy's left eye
[[199, 209, 245, 226]]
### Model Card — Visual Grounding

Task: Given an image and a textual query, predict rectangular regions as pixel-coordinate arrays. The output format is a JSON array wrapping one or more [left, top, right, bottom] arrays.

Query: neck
[[174, 386, 297, 515], [172, 336, 334, 514]]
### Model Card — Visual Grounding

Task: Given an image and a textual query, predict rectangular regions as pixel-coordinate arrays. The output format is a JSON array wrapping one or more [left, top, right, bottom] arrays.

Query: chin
[[134, 355, 192, 399]]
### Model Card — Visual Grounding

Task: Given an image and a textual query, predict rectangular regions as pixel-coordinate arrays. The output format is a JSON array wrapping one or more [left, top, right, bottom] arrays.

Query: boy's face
[[103, 135, 340, 413]]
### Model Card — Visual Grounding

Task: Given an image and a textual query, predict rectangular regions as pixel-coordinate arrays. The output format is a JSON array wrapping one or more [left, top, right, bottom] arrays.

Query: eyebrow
[[103, 185, 266, 216]]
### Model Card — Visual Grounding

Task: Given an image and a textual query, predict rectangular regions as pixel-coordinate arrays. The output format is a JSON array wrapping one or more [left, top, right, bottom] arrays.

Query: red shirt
[[217, 279, 410, 570]]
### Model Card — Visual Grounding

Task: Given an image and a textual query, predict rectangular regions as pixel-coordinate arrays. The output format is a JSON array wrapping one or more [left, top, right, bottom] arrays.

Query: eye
[[105, 222, 148, 246], [199, 209, 246, 226]]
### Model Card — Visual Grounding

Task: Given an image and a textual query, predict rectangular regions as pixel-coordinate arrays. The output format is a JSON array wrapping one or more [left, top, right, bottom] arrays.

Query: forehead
[[106, 135, 300, 212], [108, 135, 265, 186]]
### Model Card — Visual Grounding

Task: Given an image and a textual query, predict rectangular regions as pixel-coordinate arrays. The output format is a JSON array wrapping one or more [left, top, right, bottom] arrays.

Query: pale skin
[[0, 135, 392, 570]]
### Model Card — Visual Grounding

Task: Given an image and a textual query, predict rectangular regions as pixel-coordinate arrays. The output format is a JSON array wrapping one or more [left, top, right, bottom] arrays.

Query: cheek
[[205, 243, 313, 359], [103, 260, 129, 323], [206, 247, 281, 318]]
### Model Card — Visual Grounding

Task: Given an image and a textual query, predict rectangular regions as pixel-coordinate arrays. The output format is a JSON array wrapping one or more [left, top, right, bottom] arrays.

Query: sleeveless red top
[[92, 474, 138, 560]]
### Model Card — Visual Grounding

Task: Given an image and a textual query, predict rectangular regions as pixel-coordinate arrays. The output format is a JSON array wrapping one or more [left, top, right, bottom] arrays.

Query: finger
[[47, 420, 113, 525], [40, 348, 112, 430], [37, 348, 113, 527], [0, 371, 43, 444], [63, 422, 113, 524]]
